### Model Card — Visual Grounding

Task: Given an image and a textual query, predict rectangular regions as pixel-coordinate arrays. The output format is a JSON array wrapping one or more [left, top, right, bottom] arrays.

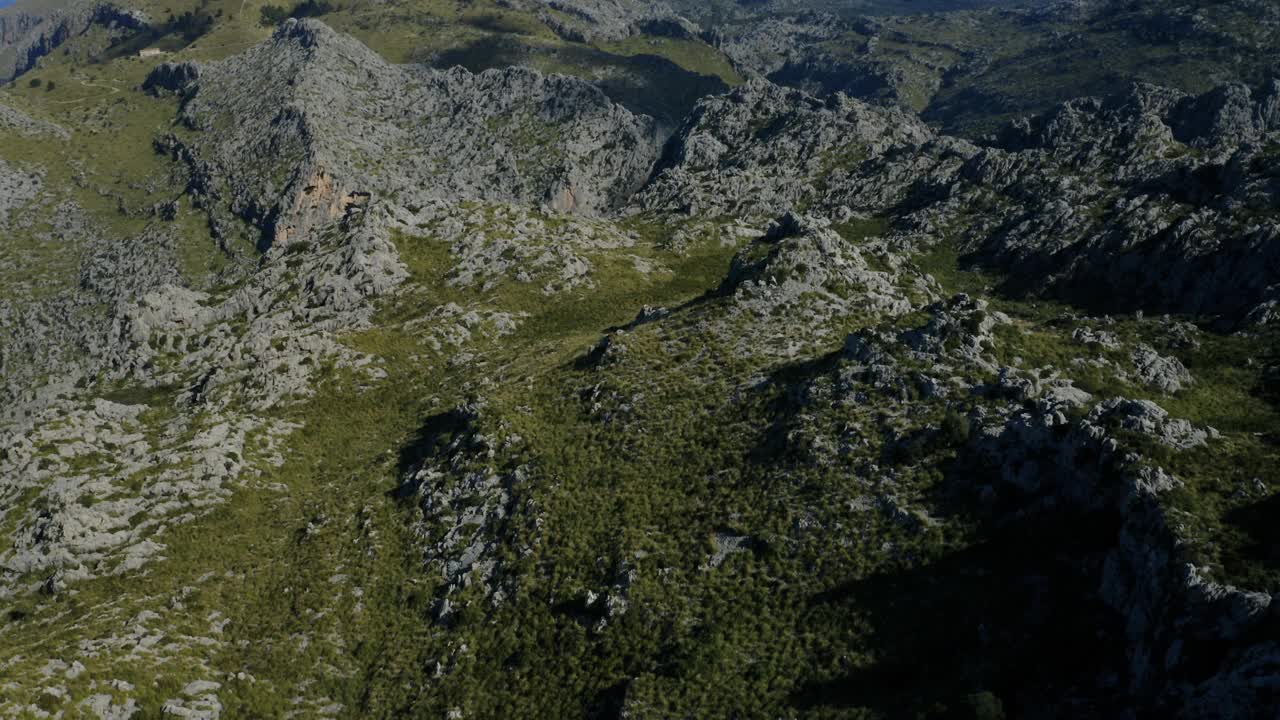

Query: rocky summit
[[0, 0, 1278, 718]]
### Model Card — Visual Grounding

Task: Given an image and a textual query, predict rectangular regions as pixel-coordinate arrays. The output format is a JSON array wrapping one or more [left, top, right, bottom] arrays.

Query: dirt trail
[[49, 78, 121, 106]]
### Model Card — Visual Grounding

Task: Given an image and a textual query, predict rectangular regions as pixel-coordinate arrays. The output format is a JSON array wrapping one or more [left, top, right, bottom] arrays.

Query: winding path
[[50, 77, 122, 106]]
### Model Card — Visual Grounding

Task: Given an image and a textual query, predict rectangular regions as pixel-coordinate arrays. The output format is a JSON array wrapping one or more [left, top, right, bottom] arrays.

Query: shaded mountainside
[[0, 0, 147, 83], [705, 0, 1280, 136], [0, 7, 1277, 720], [640, 78, 1280, 324]]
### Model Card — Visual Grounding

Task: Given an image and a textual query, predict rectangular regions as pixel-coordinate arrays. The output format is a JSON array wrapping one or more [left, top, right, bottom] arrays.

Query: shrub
[[260, 5, 289, 26], [170, 9, 215, 41], [292, 0, 338, 18], [261, 1, 337, 26], [965, 691, 1006, 720], [964, 310, 988, 335], [1261, 365, 1280, 404], [941, 408, 971, 447]]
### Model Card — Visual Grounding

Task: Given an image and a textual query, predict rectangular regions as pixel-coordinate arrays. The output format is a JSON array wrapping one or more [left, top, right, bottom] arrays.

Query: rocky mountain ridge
[[0, 0, 146, 82], [152, 19, 661, 250], [701, 0, 1280, 136], [0, 7, 1277, 720], [640, 77, 1280, 325]]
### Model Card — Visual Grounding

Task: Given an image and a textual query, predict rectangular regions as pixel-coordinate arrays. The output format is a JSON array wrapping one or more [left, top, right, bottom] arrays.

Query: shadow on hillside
[[745, 347, 847, 464], [425, 36, 728, 128], [97, 11, 216, 63], [718, 352, 1139, 715], [390, 408, 473, 497], [791, 501, 1131, 717], [1224, 492, 1280, 585], [461, 13, 539, 36]]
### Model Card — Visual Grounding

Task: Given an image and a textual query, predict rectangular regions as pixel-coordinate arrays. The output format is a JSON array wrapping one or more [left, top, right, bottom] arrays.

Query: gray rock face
[[709, 0, 1280, 138], [724, 212, 908, 313], [1090, 397, 1211, 449], [641, 77, 1280, 325], [1, 27, 431, 597], [0, 203, 150, 403], [707, 13, 847, 81], [713, 212, 914, 359], [840, 292, 1009, 405], [1, 195, 407, 597], [962, 82, 1280, 322], [0, 400, 262, 595], [141, 61, 200, 96], [0, 99, 69, 139], [0, 17, 688, 604], [709, 12, 917, 108], [518, 0, 698, 42], [971, 396, 1276, 713], [1072, 326, 1122, 350], [396, 403, 532, 621], [2, 12, 1278, 717], [160, 19, 661, 251], [0, 1, 148, 83], [0, 8, 45, 49], [1130, 344, 1193, 394], [0, 158, 42, 226], [898, 294, 1001, 368], [635, 79, 945, 218]]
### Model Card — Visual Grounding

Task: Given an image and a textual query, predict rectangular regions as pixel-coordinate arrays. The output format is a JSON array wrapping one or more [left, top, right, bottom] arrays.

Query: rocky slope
[[640, 77, 1280, 325], [0, 0, 147, 82], [153, 19, 661, 249], [0, 7, 1277, 720], [704, 0, 1280, 136], [518, 0, 699, 43]]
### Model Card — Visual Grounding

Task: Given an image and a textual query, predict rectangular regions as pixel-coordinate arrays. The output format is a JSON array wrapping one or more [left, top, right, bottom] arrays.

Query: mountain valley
[[1, 1, 1278, 718]]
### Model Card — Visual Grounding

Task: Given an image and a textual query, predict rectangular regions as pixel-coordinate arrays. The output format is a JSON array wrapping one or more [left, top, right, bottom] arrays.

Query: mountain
[[704, 0, 1280, 136], [1, 1, 1278, 718]]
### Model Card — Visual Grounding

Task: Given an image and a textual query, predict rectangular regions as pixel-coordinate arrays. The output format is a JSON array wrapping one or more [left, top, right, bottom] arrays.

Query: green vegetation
[[0, 209, 1039, 716], [2, 1, 1278, 716], [918, 239, 1280, 593], [597, 35, 742, 86], [260, 0, 339, 27]]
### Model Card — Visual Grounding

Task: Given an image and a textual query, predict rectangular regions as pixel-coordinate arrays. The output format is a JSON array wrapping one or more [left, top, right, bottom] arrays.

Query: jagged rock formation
[[0, 1, 147, 83], [639, 78, 1280, 326], [1, 15, 671, 609], [1, 10, 1278, 719], [706, 12, 845, 79], [518, 0, 698, 42], [707, 12, 919, 107], [0, 200, 405, 597], [712, 212, 915, 356], [0, 157, 40, 225], [636, 79, 945, 217], [0, 8, 45, 49], [700, 0, 1280, 139], [396, 402, 536, 622], [973, 398, 1279, 719], [156, 19, 661, 250], [965, 81, 1280, 321]]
